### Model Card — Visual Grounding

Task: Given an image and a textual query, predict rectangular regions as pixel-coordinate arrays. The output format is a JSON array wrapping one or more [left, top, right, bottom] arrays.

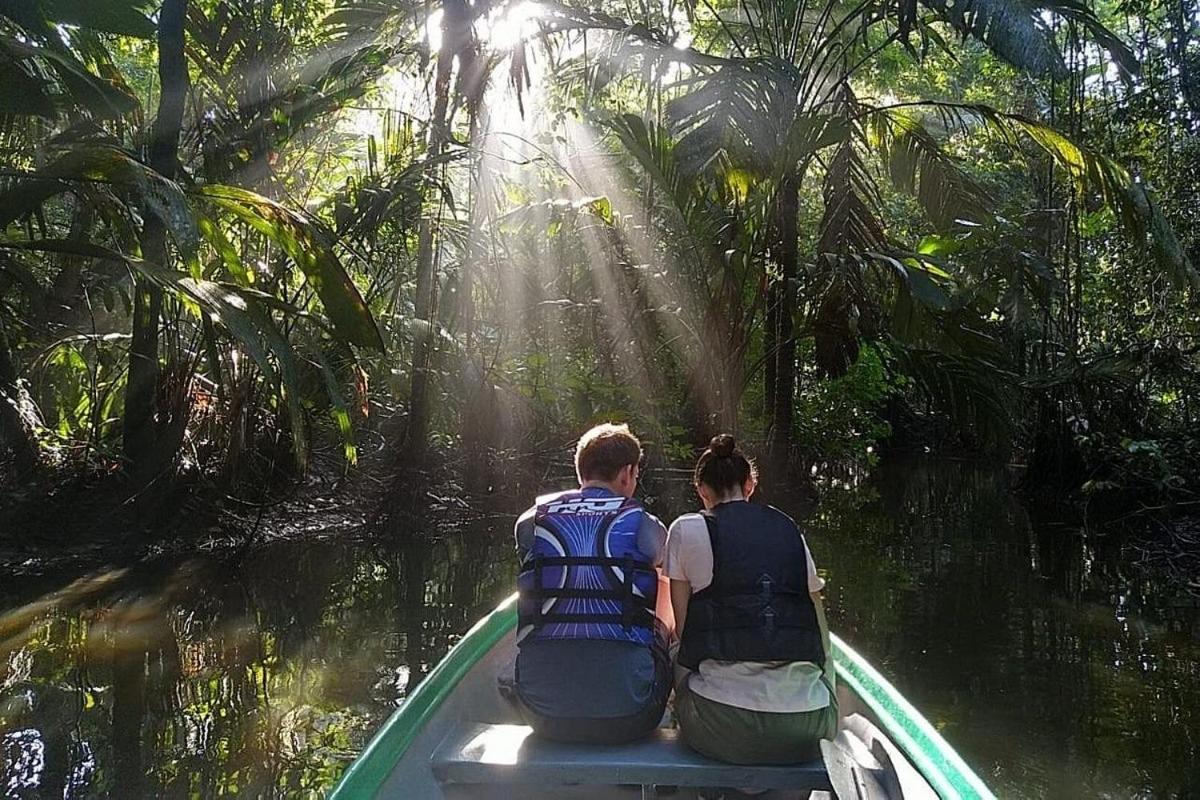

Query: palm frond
[[917, 0, 1137, 80], [818, 132, 886, 256], [0, 239, 319, 466], [0, 23, 140, 119], [198, 184, 385, 350], [0, 144, 198, 256], [665, 58, 801, 176], [888, 338, 1017, 445], [602, 113, 713, 242], [868, 110, 993, 230], [663, 57, 847, 182], [808, 88, 891, 379], [919, 0, 1065, 77], [868, 101, 1199, 288]]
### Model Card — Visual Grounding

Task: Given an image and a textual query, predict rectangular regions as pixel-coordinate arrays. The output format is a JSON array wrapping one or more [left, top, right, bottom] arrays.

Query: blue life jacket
[[517, 488, 658, 647], [677, 500, 824, 669]]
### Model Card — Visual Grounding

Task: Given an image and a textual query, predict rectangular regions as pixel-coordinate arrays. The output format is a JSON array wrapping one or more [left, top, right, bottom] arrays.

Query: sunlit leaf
[[198, 185, 384, 350], [197, 214, 253, 285], [0, 145, 198, 258], [869, 111, 993, 230], [0, 238, 312, 466], [870, 101, 1198, 288]]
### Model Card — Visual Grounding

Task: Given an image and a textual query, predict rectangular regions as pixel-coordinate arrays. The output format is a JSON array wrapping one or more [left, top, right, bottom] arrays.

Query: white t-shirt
[[665, 505, 830, 713]]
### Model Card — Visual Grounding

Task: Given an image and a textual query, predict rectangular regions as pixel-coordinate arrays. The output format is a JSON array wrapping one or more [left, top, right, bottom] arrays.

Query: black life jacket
[[677, 500, 825, 669]]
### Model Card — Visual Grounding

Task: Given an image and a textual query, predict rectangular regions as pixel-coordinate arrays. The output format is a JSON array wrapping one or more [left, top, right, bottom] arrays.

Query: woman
[[665, 434, 837, 764]]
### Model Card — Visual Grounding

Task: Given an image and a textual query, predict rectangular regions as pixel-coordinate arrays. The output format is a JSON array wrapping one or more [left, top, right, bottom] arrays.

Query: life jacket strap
[[521, 553, 656, 631], [527, 587, 652, 604], [535, 610, 655, 629], [521, 555, 656, 571], [622, 553, 635, 630]]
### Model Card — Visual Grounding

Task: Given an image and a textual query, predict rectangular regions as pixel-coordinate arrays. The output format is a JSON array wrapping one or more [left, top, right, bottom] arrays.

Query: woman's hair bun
[[709, 434, 737, 458]]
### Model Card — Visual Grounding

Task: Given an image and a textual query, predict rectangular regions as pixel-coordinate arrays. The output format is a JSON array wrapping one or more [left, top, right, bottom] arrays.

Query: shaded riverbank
[[2, 457, 1198, 798]]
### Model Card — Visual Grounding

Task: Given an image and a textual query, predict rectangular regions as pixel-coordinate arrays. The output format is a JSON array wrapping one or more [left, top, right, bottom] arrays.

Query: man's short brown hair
[[575, 423, 642, 482]]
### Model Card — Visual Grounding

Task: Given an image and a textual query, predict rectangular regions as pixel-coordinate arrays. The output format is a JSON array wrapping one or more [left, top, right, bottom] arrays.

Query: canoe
[[329, 594, 997, 799]]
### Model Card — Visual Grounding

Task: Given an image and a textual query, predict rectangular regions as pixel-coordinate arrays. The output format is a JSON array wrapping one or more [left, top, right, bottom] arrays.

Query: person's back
[[513, 423, 672, 743], [667, 435, 836, 764]]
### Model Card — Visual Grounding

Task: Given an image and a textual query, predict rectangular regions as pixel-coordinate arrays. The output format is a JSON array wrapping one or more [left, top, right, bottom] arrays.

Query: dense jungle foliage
[[2, 0, 1200, 527]]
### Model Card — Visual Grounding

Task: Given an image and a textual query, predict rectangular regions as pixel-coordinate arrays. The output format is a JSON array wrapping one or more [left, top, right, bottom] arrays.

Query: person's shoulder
[[514, 505, 537, 540], [668, 511, 709, 536], [639, 507, 668, 531], [518, 488, 572, 529], [534, 488, 575, 506]]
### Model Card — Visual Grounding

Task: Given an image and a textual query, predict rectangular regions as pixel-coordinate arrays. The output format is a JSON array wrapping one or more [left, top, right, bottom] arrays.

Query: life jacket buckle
[[762, 606, 776, 636]]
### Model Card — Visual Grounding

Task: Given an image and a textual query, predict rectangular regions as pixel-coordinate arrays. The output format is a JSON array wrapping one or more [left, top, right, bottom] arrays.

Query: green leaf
[[197, 214, 253, 285], [309, 337, 358, 466], [586, 196, 613, 225], [876, 101, 1197, 287], [666, 58, 807, 178], [917, 235, 961, 256], [866, 251, 951, 310], [919, 0, 1066, 78], [0, 58, 56, 118], [0, 34, 139, 118], [178, 275, 309, 469], [0, 144, 198, 257], [0, 238, 311, 467], [869, 110, 993, 229], [198, 185, 384, 350], [39, 0, 157, 38]]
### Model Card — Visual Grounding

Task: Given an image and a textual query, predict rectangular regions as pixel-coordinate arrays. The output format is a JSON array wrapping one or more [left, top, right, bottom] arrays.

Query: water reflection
[[0, 530, 518, 799], [809, 459, 1200, 799], [0, 458, 1197, 798]]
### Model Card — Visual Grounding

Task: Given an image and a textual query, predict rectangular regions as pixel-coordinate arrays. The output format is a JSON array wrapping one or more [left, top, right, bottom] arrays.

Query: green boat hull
[[330, 593, 996, 799]]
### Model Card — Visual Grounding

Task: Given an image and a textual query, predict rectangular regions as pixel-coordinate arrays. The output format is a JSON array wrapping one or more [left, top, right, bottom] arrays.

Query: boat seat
[[432, 723, 833, 791]]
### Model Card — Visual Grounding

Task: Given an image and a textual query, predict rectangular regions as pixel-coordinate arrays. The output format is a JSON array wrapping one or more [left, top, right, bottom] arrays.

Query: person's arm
[[514, 506, 536, 557], [639, 513, 669, 567], [812, 591, 834, 683], [670, 578, 692, 637], [801, 533, 835, 681], [663, 516, 693, 636]]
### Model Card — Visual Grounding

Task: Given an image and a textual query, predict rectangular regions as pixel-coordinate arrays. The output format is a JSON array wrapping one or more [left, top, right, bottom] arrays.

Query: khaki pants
[[674, 674, 839, 765]]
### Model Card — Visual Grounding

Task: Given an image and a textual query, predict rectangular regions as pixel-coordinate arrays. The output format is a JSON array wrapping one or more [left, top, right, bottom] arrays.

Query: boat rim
[[328, 593, 997, 800]]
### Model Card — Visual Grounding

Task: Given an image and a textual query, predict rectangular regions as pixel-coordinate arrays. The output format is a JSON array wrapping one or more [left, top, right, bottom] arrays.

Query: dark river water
[[2, 458, 1199, 799]]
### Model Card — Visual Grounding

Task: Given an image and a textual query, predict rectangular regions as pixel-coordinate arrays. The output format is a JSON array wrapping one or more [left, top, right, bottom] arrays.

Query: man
[[513, 423, 672, 743]]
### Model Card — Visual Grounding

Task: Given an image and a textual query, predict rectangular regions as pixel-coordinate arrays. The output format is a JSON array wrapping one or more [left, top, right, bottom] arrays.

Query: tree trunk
[[769, 173, 800, 456], [0, 319, 38, 474], [123, 0, 188, 480], [403, 0, 469, 468], [453, 104, 489, 344], [1168, 0, 1200, 123], [764, 276, 779, 419]]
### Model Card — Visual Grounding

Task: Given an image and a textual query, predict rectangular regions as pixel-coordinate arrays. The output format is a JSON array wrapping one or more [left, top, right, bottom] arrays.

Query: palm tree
[[123, 0, 189, 485], [598, 0, 1189, 453], [0, 1, 386, 485]]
